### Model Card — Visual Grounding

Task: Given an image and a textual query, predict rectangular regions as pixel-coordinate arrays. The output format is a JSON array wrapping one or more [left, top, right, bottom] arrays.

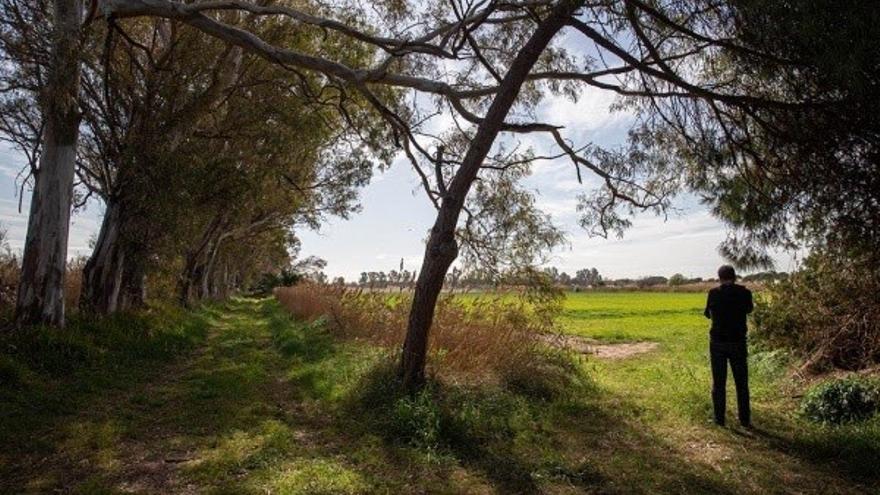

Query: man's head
[[718, 265, 737, 283]]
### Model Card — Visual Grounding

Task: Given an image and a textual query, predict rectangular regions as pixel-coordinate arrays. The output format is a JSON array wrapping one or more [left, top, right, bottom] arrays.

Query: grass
[[558, 292, 880, 492], [0, 293, 877, 493]]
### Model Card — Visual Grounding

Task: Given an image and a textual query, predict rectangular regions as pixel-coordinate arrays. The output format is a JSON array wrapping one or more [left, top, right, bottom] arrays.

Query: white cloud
[[539, 88, 630, 133]]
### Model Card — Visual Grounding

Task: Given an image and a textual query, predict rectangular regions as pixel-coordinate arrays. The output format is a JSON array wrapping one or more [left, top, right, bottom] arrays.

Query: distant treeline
[[294, 263, 789, 291]]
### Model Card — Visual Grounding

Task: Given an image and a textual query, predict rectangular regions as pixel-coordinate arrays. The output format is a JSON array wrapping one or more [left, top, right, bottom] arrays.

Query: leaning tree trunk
[[81, 198, 150, 313], [178, 263, 198, 307], [80, 200, 125, 313], [15, 0, 83, 327], [399, 0, 581, 388], [198, 239, 222, 300]]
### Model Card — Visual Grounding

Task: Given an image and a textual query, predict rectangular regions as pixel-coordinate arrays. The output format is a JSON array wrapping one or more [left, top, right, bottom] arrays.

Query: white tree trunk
[[80, 201, 125, 313], [15, 0, 83, 327]]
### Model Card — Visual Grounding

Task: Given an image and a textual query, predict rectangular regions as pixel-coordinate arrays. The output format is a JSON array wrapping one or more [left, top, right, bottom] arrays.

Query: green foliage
[[344, 347, 592, 467], [458, 162, 566, 272], [0, 304, 211, 491], [4, 295, 880, 493], [391, 387, 443, 452], [748, 349, 792, 383], [801, 377, 880, 425], [252, 269, 303, 296], [681, 0, 880, 267], [501, 347, 588, 401]]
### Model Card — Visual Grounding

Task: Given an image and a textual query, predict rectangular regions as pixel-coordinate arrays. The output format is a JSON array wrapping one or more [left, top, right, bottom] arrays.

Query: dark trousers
[[710, 341, 750, 426]]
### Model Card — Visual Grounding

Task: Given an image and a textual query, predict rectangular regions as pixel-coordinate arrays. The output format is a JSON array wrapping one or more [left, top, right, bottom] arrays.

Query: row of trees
[[2, 0, 876, 386], [1, 0, 386, 319], [319, 266, 787, 290], [350, 266, 597, 290]]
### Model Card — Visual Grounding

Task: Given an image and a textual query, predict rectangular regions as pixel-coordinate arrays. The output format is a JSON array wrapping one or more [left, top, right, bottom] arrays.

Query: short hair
[[718, 265, 736, 281]]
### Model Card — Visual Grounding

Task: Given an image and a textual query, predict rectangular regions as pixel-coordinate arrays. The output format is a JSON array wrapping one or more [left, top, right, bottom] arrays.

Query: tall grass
[[0, 303, 208, 388], [274, 283, 573, 386], [0, 254, 87, 318]]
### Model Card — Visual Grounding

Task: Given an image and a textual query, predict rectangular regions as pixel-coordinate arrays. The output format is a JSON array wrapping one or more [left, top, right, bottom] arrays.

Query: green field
[[1, 293, 877, 494], [558, 292, 879, 493]]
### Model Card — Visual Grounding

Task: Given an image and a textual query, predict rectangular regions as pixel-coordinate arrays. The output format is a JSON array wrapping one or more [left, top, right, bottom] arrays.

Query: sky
[[0, 26, 802, 283]]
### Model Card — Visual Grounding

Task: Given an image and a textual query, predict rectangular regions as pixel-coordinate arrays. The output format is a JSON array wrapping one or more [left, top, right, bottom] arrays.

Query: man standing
[[704, 265, 753, 427]]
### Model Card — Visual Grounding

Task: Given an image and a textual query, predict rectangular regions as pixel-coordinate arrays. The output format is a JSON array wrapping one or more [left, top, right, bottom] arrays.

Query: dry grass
[[0, 255, 87, 316], [0, 252, 18, 310], [274, 283, 565, 383]]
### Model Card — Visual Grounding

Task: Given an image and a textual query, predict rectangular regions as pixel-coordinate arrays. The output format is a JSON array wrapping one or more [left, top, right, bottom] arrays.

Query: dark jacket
[[704, 283, 754, 343]]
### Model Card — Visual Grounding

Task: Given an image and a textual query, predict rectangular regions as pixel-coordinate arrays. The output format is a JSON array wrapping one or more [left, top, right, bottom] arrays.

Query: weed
[[801, 376, 880, 424]]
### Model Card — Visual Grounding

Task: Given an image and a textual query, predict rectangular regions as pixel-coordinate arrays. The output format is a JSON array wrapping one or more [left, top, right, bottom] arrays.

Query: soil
[[539, 333, 659, 359]]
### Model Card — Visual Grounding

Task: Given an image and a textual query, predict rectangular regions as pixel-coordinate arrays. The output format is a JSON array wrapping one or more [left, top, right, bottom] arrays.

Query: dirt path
[[10, 299, 339, 494], [107, 300, 340, 494], [539, 333, 660, 359]]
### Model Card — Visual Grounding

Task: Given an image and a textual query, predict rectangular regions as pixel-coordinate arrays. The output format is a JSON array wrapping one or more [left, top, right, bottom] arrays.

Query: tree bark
[[178, 261, 198, 307], [197, 238, 222, 300], [15, 0, 83, 327], [80, 201, 125, 313], [399, 0, 582, 388], [80, 197, 150, 313], [118, 253, 147, 310]]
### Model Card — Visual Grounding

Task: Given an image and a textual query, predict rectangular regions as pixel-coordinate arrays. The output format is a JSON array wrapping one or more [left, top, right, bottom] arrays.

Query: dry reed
[[274, 283, 564, 382], [0, 255, 86, 315]]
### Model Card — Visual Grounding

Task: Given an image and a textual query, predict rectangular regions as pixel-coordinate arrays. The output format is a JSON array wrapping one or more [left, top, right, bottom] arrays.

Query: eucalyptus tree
[[76, 21, 247, 314], [170, 114, 376, 306], [1, 0, 82, 326], [78, 16, 381, 312], [2, 0, 388, 320]]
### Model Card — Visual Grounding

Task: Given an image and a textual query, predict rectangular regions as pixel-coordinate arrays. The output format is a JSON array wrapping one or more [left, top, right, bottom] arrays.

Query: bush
[[752, 250, 880, 371], [392, 387, 443, 451], [343, 363, 443, 452], [0, 252, 87, 318], [344, 359, 590, 462], [800, 377, 879, 424], [251, 269, 302, 296]]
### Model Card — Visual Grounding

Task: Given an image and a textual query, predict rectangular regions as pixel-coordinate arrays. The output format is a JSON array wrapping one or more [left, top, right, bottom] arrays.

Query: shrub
[[501, 347, 587, 401], [251, 269, 302, 296], [0, 252, 87, 318], [800, 377, 880, 424], [63, 256, 87, 310], [343, 360, 582, 460], [391, 387, 443, 451], [752, 251, 880, 371]]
